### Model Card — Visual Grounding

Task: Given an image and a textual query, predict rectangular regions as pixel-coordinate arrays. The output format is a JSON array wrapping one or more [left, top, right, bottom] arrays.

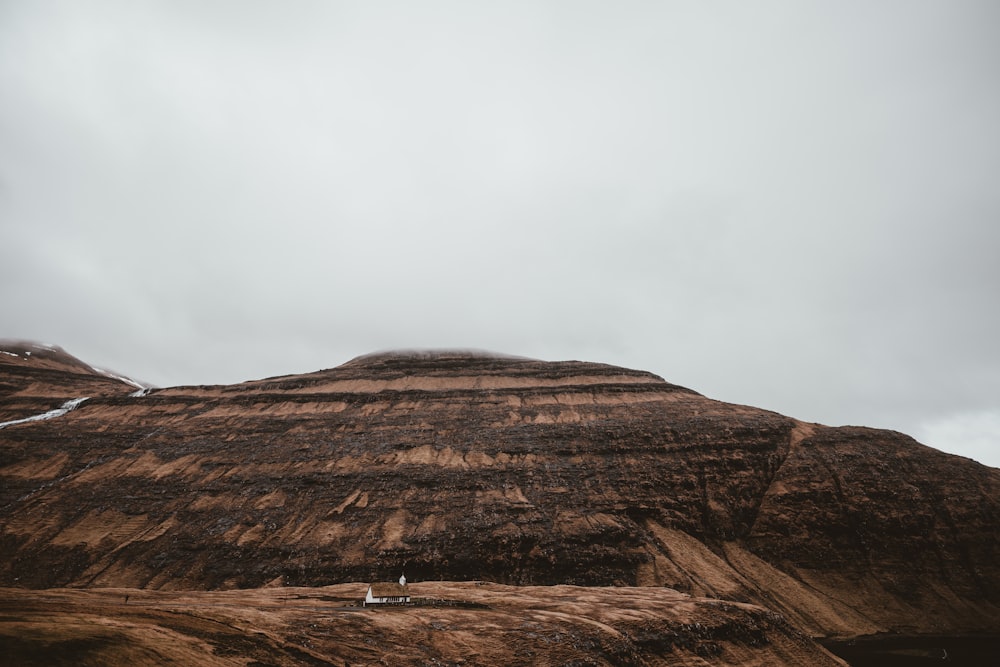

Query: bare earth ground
[[0, 582, 845, 666]]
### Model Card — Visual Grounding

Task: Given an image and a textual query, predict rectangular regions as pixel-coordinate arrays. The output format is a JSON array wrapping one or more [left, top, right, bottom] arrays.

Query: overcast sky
[[2, 1, 998, 466]]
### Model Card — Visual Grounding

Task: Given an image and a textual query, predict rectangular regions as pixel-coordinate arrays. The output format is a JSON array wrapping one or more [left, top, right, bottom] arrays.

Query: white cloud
[[916, 410, 1000, 469]]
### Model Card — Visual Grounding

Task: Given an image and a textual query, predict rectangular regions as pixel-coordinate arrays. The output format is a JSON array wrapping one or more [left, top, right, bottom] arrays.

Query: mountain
[[0, 340, 146, 424], [2, 344, 999, 664]]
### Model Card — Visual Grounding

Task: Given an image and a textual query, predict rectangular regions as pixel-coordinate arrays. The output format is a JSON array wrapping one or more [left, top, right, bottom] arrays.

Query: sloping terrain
[[0, 340, 144, 424], [0, 582, 846, 666], [1, 345, 998, 649]]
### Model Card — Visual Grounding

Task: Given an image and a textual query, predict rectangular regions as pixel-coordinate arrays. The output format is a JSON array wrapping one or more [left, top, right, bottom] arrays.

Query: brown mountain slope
[[0, 583, 846, 667], [0, 340, 143, 423], [1, 348, 998, 642]]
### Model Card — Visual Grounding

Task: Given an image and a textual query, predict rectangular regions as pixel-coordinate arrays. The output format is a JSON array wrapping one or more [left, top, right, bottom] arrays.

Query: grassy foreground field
[[0, 582, 845, 666]]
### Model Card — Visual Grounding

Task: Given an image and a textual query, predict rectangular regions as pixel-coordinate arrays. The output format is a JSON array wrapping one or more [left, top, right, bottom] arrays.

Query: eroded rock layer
[[1, 348, 999, 639]]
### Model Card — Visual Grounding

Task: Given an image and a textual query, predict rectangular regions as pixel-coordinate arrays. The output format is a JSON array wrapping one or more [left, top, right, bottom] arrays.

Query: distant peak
[[0, 339, 66, 355], [0, 339, 89, 368], [0, 339, 150, 388]]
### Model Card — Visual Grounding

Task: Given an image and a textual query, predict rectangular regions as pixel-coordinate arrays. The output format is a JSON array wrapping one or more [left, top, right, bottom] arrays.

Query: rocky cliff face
[[2, 346, 998, 640]]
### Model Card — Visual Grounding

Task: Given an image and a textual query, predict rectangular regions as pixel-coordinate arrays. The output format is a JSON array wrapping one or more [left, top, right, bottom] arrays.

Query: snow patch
[[0, 351, 19, 358], [130, 387, 152, 398], [94, 367, 145, 389], [0, 397, 90, 430]]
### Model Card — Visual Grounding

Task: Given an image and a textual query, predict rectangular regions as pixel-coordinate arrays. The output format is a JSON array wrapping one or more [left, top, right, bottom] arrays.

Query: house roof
[[369, 582, 409, 597]]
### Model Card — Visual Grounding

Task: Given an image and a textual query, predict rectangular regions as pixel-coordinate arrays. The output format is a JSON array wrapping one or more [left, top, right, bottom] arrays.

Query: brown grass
[[0, 583, 846, 666]]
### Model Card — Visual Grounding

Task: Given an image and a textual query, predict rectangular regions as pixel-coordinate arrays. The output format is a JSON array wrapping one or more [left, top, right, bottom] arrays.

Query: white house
[[364, 573, 410, 606]]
